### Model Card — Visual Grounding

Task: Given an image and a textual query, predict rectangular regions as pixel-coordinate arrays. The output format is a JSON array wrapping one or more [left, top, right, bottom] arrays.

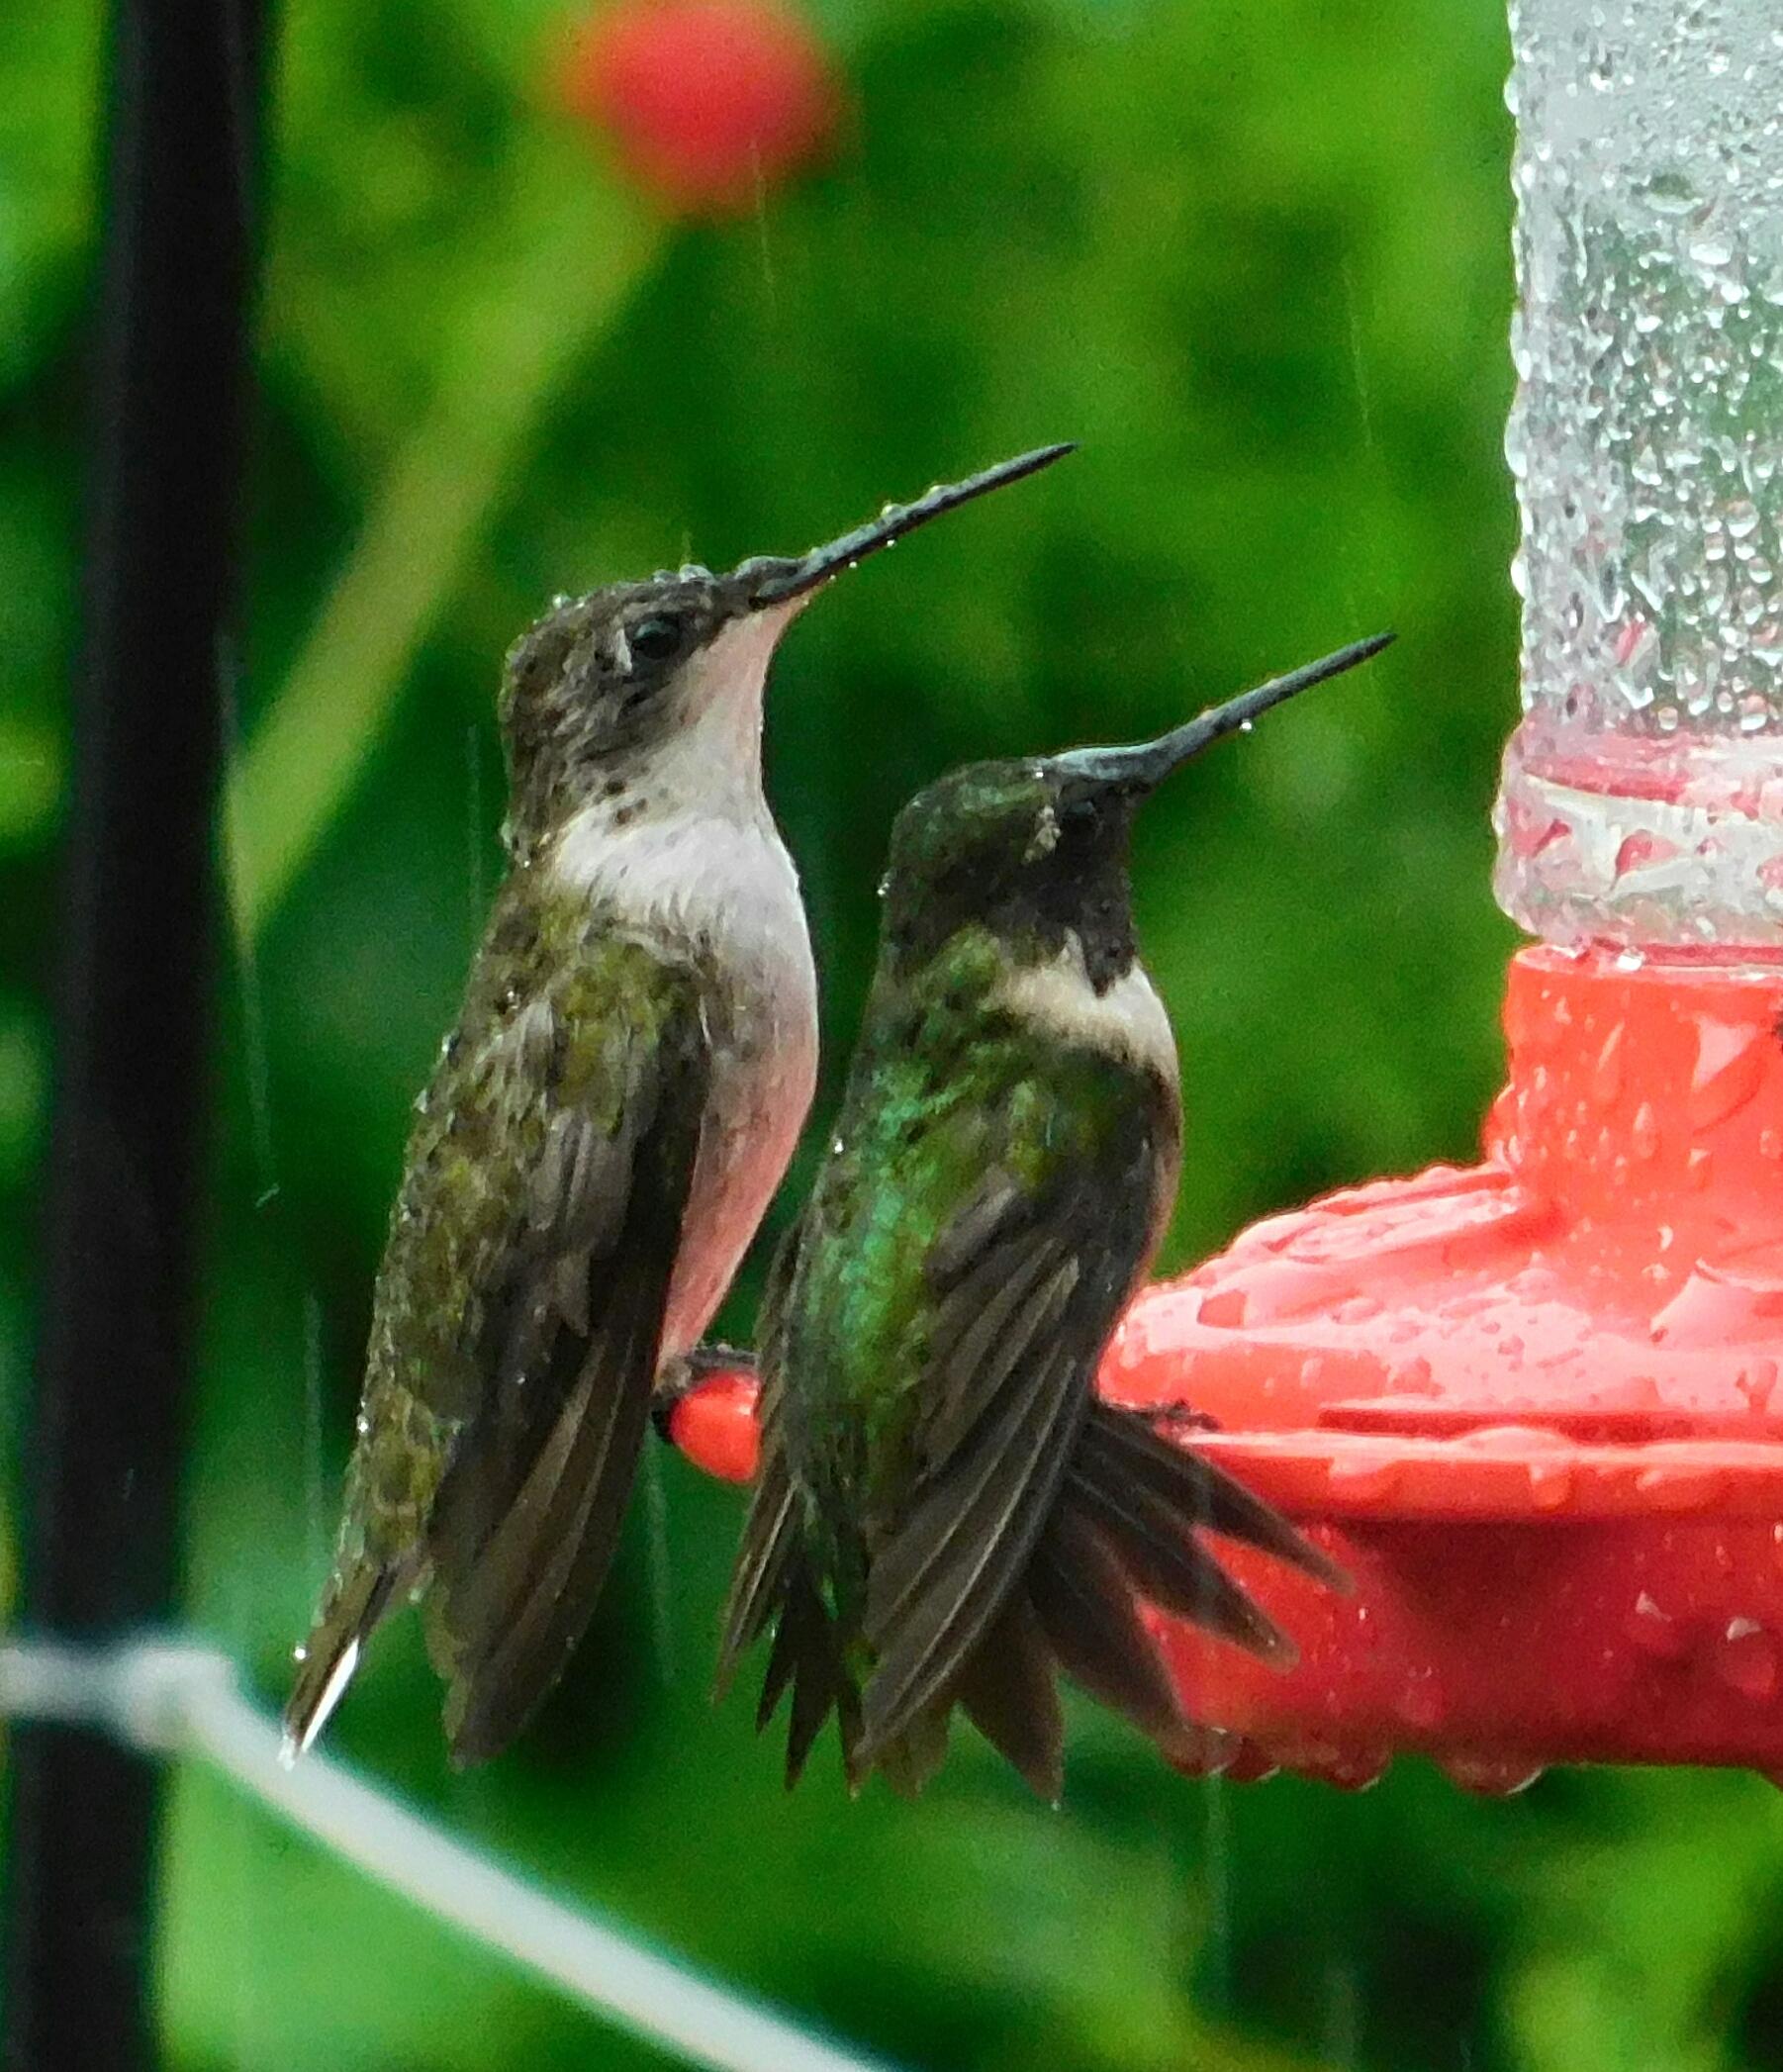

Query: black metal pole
[[5, 0, 263, 2064]]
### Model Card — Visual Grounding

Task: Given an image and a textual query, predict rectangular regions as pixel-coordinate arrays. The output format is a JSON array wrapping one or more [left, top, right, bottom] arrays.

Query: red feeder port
[[1104, 946, 1783, 1791]]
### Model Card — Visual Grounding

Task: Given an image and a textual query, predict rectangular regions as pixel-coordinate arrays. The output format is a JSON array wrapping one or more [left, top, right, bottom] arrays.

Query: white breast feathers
[[995, 932, 1178, 1082]]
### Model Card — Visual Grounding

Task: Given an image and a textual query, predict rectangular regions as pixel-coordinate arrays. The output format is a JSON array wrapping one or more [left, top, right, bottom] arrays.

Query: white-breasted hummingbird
[[284, 444, 1076, 1765], [717, 633, 1389, 1798]]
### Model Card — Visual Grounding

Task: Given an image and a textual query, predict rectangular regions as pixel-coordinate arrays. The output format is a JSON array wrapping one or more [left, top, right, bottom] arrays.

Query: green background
[[6, 0, 1782, 2066]]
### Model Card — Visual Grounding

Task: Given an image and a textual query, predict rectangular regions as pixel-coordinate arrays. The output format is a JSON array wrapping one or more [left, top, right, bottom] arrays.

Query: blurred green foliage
[[7, 0, 1783, 2067]]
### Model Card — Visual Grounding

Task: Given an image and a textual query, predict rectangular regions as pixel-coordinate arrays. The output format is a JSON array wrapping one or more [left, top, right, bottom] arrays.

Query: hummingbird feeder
[[670, 0, 1783, 1791]]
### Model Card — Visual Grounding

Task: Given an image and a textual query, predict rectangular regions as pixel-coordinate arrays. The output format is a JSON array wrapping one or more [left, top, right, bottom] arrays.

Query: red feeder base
[[669, 946, 1783, 1789]]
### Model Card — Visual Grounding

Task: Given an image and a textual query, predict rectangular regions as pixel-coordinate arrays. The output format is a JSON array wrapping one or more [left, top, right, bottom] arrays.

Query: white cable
[[0, 1639, 902, 2072]]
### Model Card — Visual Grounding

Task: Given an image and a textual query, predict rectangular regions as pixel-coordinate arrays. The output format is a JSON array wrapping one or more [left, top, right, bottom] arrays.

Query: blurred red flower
[[561, 0, 844, 218]]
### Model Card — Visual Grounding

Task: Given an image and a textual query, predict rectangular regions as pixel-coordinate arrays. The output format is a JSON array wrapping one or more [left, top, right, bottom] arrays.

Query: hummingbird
[[283, 443, 1076, 1767], [717, 632, 1389, 1798]]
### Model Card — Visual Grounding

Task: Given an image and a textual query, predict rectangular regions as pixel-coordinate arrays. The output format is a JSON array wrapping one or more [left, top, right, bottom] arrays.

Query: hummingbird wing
[[856, 1079, 1342, 1777], [421, 964, 709, 1765], [855, 1085, 1166, 1768], [285, 924, 713, 1766], [950, 1585, 1066, 1801]]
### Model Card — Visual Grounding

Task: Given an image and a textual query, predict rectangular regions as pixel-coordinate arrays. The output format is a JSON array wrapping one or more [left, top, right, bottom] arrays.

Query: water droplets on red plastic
[[1687, 1019, 1768, 1129], [1712, 1617, 1780, 1701], [1438, 1755, 1547, 1797]]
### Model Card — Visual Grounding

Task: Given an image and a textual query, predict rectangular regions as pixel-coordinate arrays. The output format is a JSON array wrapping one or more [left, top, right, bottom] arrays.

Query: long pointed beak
[[1048, 632, 1394, 798], [734, 443, 1077, 610]]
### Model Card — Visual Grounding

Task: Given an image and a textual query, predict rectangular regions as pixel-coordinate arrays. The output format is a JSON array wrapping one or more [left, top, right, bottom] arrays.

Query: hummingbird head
[[880, 633, 1392, 991], [495, 444, 1077, 862]]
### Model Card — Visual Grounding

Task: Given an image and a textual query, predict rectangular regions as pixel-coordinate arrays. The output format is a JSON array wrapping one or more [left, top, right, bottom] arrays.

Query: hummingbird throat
[[549, 601, 801, 879], [994, 931, 1177, 1081]]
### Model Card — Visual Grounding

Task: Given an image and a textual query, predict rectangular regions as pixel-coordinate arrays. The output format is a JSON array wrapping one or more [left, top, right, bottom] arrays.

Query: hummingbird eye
[[628, 613, 687, 664]]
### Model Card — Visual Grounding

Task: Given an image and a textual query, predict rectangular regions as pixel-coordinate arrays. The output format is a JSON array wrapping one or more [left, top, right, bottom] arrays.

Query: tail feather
[[1065, 1453, 1292, 1665], [722, 1400, 1339, 1798], [1014, 1399, 1344, 1765], [871, 1704, 951, 1801], [954, 1589, 1064, 1801], [1028, 1505, 1184, 1742], [721, 1375, 865, 1787], [428, 1340, 655, 1767], [772, 1559, 857, 1787], [1079, 1405, 1348, 1591], [742, 1548, 860, 1788], [282, 1562, 400, 1764]]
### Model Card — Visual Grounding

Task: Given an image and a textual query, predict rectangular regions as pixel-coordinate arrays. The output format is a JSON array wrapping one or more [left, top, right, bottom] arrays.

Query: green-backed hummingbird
[[284, 444, 1075, 1766], [717, 633, 1389, 1798]]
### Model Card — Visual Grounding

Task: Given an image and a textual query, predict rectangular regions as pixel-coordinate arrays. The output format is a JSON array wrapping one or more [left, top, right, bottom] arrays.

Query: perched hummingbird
[[717, 633, 1389, 1798], [284, 444, 1076, 1766]]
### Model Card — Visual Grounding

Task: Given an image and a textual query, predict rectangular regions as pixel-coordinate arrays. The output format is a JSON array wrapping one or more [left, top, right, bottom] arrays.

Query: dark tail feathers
[[729, 1398, 1344, 1796], [756, 1554, 863, 1788], [281, 1561, 399, 1764], [717, 1443, 862, 1790], [1026, 1398, 1346, 1748], [992, 1400, 1345, 1778]]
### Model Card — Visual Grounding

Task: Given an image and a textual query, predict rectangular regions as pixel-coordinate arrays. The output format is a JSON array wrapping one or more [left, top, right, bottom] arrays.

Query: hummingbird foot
[[651, 1343, 758, 1443], [1144, 1401, 1221, 1437]]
